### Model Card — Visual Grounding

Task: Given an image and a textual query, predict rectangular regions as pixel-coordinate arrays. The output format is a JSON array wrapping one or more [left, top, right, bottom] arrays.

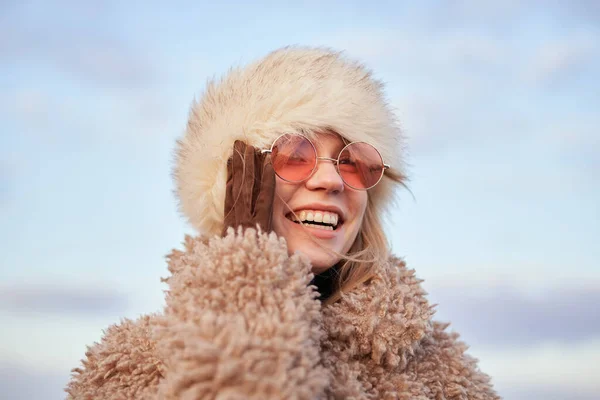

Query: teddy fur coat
[[66, 228, 499, 399]]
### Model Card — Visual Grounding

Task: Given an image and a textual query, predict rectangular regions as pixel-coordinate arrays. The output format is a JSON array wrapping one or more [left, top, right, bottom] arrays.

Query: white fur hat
[[174, 46, 404, 235]]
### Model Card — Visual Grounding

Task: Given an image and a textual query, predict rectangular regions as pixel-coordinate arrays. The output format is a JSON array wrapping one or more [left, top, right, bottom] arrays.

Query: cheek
[[349, 192, 368, 224], [272, 178, 298, 236], [343, 192, 368, 246], [272, 178, 293, 215]]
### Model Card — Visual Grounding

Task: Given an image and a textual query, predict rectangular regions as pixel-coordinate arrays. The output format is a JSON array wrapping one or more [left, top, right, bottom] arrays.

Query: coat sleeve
[[65, 228, 328, 400], [407, 321, 500, 400], [152, 228, 328, 399], [65, 314, 164, 399]]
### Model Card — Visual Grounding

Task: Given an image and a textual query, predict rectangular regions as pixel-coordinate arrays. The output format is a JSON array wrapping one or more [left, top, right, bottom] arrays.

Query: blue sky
[[1, 1, 599, 398]]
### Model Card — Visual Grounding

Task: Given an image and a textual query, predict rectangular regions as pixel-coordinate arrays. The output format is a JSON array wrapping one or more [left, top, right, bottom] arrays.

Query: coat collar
[[321, 257, 434, 369]]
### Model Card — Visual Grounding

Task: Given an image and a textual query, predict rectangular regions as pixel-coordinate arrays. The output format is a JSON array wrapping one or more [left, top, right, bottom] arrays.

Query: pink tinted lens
[[271, 134, 316, 182], [338, 142, 385, 189]]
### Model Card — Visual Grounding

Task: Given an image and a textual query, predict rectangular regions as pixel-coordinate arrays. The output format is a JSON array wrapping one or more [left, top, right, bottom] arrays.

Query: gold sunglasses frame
[[261, 133, 390, 190]]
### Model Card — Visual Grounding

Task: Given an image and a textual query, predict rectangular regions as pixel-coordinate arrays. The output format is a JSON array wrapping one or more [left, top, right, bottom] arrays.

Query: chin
[[272, 209, 360, 274], [284, 236, 342, 274], [305, 251, 341, 274]]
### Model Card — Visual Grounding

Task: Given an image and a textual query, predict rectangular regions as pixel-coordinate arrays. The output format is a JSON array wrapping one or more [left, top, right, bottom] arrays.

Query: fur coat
[[66, 228, 499, 399]]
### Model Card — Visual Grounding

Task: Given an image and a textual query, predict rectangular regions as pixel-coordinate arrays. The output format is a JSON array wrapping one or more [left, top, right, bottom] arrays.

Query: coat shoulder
[[383, 258, 500, 398], [379, 255, 426, 291], [66, 314, 163, 400], [406, 318, 500, 399], [323, 255, 434, 368]]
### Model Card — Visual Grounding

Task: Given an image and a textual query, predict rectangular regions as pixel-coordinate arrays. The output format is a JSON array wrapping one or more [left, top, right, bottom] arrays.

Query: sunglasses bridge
[[316, 156, 338, 165]]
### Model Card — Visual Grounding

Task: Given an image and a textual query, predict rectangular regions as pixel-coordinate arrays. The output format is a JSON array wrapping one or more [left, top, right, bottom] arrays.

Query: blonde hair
[[325, 198, 389, 305]]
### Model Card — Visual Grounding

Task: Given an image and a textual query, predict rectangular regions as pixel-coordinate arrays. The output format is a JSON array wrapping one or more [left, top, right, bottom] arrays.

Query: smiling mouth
[[285, 210, 343, 231]]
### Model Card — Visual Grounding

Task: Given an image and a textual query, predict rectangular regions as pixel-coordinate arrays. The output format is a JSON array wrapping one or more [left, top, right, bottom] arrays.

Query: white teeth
[[314, 212, 323, 223], [306, 212, 314, 222], [332, 214, 338, 225], [323, 213, 331, 224], [299, 210, 306, 221]]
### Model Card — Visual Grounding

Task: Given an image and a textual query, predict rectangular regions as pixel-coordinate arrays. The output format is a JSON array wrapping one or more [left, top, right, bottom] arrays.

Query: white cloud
[[0, 161, 9, 204], [0, 283, 128, 316], [525, 33, 599, 87], [1, 85, 180, 147], [0, 5, 158, 89], [0, 311, 124, 372], [426, 280, 600, 347], [0, 360, 67, 400], [499, 384, 599, 400], [319, 29, 507, 74], [478, 338, 600, 396]]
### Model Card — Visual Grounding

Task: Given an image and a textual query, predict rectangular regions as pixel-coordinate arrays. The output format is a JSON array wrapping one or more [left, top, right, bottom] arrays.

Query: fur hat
[[174, 46, 404, 235]]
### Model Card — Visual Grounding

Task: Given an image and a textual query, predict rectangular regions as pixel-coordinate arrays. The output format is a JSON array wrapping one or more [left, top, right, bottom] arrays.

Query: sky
[[0, 1, 599, 399]]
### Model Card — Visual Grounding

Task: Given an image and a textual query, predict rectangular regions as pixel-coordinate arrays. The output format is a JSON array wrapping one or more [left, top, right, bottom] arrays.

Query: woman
[[66, 46, 499, 399]]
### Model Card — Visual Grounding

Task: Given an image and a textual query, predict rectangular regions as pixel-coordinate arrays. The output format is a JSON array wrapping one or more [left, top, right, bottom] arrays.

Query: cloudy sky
[[1, 1, 599, 399]]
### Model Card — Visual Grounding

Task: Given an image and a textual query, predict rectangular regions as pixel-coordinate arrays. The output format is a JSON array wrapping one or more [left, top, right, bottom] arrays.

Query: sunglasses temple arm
[[260, 149, 272, 154]]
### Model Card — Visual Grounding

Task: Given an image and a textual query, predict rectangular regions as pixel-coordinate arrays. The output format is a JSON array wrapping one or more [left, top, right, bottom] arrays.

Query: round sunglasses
[[261, 133, 389, 190]]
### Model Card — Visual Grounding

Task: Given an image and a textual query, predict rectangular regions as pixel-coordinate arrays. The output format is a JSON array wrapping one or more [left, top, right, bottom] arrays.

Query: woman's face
[[272, 133, 368, 273]]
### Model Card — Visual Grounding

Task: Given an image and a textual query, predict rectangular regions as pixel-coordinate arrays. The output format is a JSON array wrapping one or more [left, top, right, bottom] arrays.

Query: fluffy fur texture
[[174, 46, 404, 236], [66, 229, 499, 399]]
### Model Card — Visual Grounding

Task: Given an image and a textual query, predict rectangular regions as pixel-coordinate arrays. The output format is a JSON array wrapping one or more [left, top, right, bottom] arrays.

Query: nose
[[305, 158, 344, 193]]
